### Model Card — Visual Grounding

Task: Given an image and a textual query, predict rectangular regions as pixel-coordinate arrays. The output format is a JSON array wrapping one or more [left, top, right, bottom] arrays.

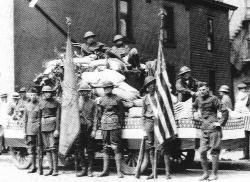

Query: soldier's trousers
[[41, 131, 59, 152], [26, 135, 37, 154], [102, 129, 121, 153], [199, 129, 222, 156]]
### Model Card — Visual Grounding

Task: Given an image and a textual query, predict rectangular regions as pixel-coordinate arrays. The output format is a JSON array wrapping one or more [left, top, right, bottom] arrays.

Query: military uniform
[[93, 86, 125, 178], [80, 42, 108, 58], [39, 97, 61, 176], [193, 94, 229, 180], [175, 77, 200, 102], [24, 99, 40, 173], [76, 98, 96, 177]]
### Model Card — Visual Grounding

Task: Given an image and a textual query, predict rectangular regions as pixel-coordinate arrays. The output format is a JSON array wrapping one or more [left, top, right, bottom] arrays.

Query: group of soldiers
[[0, 31, 242, 181]]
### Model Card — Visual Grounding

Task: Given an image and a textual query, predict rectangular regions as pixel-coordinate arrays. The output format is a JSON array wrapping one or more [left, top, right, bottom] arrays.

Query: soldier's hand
[[54, 130, 59, 138], [91, 131, 96, 138]]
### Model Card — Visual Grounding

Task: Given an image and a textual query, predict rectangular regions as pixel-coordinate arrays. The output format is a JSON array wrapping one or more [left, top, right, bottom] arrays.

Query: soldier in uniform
[[7, 92, 20, 117], [109, 35, 140, 69], [142, 76, 171, 180], [24, 88, 40, 173], [218, 85, 232, 110], [39, 86, 61, 176], [192, 82, 229, 181], [76, 83, 96, 177], [92, 81, 125, 178], [80, 31, 109, 58], [176, 66, 200, 102]]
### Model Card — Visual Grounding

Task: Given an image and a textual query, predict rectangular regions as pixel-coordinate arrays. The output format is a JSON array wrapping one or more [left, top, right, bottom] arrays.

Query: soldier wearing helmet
[[7, 92, 20, 117], [175, 66, 200, 102], [75, 83, 96, 177], [39, 86, 61, 176], [24, 88, 40, 174], [92, 81, 125, 178], [14, 87, 28, 121], [141, 76, 171, 180], [109, 34, 140, 69], [218, 85, 232, 110], [80, 31, 109, 58]]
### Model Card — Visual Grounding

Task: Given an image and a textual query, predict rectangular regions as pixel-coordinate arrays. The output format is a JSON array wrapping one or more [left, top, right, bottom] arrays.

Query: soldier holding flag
[[141, 76, 171, 180]]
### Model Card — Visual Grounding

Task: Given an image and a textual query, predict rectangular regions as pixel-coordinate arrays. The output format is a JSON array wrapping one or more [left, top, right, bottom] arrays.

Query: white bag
[[133, 99, 143, 107], [99, 69, 125, 85], [108, 58, 125, 71], [128, 107, 143, 118], [89, 59, 107, 68], [113, 88, 139, 101], [73, 56, 93, 65], [81, 72, 101, 84], [118, 82, 139, 93]]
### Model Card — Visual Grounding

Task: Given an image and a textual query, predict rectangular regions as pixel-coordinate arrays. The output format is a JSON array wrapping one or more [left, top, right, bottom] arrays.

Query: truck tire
[[9, 147, 32, 169]]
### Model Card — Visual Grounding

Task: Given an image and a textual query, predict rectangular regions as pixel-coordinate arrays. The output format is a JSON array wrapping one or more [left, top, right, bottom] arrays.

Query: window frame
[[116, 0, 134, 42], [207, 17, 214, 51], [162, 6, 176, 48]]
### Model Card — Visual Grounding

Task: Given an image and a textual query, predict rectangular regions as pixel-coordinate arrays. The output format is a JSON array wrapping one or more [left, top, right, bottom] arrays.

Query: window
[[162, 6, 175, 47], [117, 0, 132, 40], [207, 18, 214, 51], [209, 70, 216, 94]]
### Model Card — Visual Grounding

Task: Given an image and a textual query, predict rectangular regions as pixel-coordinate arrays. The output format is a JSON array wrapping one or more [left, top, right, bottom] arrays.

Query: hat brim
[[113, 38, 123, 43], [142, 79, 156, 90], [78, 89, 91, 91], [84, 35, 96, 39], [178, 70, 191, 76]]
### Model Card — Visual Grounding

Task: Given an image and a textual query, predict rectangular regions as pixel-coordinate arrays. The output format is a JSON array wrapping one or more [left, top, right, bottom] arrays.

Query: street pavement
[[0, 153, 249, 182]]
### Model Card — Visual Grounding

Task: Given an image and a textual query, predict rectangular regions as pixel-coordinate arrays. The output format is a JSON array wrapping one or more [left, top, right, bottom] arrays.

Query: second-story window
[[118, 0, 132, 40], [207, 17, 214, 51], [163, 6, 175, 47]]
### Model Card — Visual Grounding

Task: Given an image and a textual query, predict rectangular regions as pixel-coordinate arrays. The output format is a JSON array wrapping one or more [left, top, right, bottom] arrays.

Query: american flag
[[152, 35, 178, 144]]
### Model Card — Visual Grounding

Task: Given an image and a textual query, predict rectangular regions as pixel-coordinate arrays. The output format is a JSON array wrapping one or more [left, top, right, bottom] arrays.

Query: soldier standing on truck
[[176, 66, 200, 102], [109, 34, 140, 69], [192, 82, 229, 181], [75, 83, 96, 177], [92, 81, 125, 178], [80, 31, 109, 58], [141, 76, 171, 180], [39, 86, 61, 176], [24, 88, 40, 173]]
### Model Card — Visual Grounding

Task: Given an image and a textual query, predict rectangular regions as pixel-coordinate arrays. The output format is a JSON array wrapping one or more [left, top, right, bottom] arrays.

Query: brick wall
[[190, 3, 231, 94]]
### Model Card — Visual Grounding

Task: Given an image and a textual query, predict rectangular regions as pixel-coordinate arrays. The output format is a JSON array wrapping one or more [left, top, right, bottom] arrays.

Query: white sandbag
[[118, 82, 139, 93], [108, 58, 125, 71], [44, 59, 62, 68], [43, 65, 56, 74], [133, 99, 143, 107], [122, 101, 134, 108], [73, 56, 93, 65], [113, 88, 139, 101], [89, 59, 107, 67], [81, 72, 101, 84], [128, 107, 143, 118], [99, 69, 125, 85]]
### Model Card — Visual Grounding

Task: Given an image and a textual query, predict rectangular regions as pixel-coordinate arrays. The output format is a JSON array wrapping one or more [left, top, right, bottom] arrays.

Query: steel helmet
[[113, 34, 124, 42], [178, 66, 191, 75], [12, 92, 20, 99], [142, 76, 156, 89], [102, 81, 114, 88], [78, 82, 91, 91], [41, 86, 53, 92], [219, 85, 229, 93], [237, 83, 247, 89], [83, 31, 96, 39]]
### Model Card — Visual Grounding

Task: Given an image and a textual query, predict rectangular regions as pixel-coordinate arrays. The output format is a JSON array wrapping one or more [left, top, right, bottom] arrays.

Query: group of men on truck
[[0, 30, 242, 181]]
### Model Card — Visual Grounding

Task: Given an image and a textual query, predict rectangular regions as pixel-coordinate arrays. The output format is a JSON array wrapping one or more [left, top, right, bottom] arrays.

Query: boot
[[97, 153, 109, 177], [87, 153, 94, 177], [28, 154, 37, 173], [115, 153, 124, 178], [76, 154, 87, 177], [52, 151, 59, 176], [209, 155, 219, 181], [199, 156, 209, 181], [146, 150, 155, 180], [163, 153, 171, 180], [44, 152, 53, 176]]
